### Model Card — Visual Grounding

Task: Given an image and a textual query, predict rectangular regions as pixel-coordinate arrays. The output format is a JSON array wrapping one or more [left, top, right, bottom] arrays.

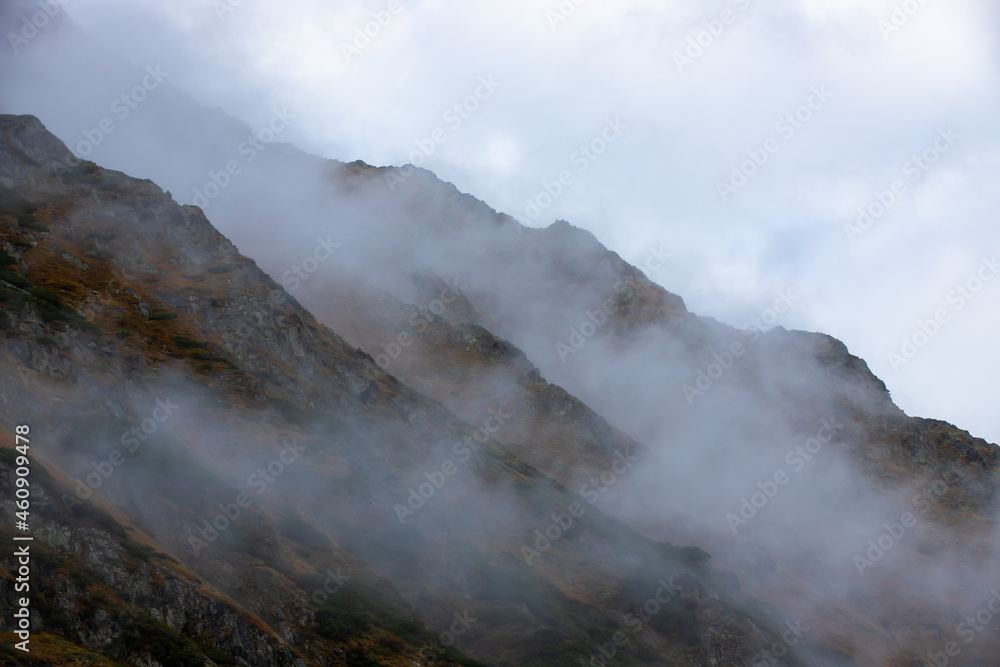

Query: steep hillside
[[1, 4, 996, 665], [0, 114, 842, 665], [1, 77, 998, 665], [152, 131, 1000, 665], [301, 172, 1000, 665]]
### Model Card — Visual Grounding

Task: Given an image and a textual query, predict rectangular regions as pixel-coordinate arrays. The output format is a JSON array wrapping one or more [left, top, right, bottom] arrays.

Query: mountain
[[0, 105, 997, 667], [0, 113, 833, 666]]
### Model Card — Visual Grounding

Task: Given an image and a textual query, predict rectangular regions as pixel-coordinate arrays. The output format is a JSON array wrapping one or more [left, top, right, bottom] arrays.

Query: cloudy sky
[[7, 0, 1000, 443]]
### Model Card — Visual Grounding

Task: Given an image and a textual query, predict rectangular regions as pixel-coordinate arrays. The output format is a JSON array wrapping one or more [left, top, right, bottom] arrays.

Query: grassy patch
[[314, 582, 428, 645], [199, 641, 239, 666], [57, 160, 100, 183], [122, 615, 205, 667], [275, 516, 331, 551], [0, 277, 97, 332], [171, 335, 208, 350], [33, 589, 75, 635], [0, 185, 39, 227], [0, 287, 28, 310], [167, 334, 238, 370], [0, 250, 31, 288]]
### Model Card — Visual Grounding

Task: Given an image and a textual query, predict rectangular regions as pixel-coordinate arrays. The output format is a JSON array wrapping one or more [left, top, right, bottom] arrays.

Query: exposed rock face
[[0, 115, 814, 666], [1, 112, 998, 666], [0, 450, 304, 666]]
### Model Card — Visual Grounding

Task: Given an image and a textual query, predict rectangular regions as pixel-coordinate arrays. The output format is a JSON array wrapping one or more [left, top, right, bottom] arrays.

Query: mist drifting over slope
[[1, 0, 998, 443], [2, 2, 1000, 665]]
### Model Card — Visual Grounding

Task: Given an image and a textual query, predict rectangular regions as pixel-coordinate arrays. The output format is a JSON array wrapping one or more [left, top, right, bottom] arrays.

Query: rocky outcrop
[[0, 450, 303, 666], [3, 110, 998, 666], [0, 114, 802, 666]]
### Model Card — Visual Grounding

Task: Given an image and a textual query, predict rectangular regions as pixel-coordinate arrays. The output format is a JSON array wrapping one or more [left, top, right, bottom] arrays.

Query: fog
[[3, 0, 998, 444], [3, 1, 999, 663]]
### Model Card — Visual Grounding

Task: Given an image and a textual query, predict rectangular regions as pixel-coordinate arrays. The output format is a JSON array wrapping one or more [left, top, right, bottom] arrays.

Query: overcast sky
[[8, 0, 1000, 444]]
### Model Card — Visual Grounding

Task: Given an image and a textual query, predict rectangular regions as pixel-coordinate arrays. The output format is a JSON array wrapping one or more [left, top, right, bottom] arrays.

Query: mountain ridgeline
[[0, 110, 997, 667]]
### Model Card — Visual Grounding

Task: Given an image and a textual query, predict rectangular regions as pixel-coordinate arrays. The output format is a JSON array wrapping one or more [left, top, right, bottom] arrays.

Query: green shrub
[[0, 269, 30, 289], [122, 539, 156, 562], [200, 642, 239, 666], [69, 501, 128, 541], [122, 615, 205, 667], [313, 583, 428, 645], [0, 283, 96, 332], [344, 646, 386, 666], [28, 285, 62, 305], [0, 288, 28, 310], [33, 590, 74, 635], [171, 335, 208, 349], [315, 603, 372, 642], [149, 312, 178, 321]]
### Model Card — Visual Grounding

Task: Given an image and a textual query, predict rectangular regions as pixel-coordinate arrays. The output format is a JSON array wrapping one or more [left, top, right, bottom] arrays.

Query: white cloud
[[26, 0, 1000, 444]]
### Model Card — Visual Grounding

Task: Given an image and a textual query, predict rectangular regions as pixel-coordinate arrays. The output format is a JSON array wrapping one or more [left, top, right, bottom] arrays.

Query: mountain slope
[[1, 58, 998, 662], [151, 129, 1000, 665], [0, 114, 842, 666]]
